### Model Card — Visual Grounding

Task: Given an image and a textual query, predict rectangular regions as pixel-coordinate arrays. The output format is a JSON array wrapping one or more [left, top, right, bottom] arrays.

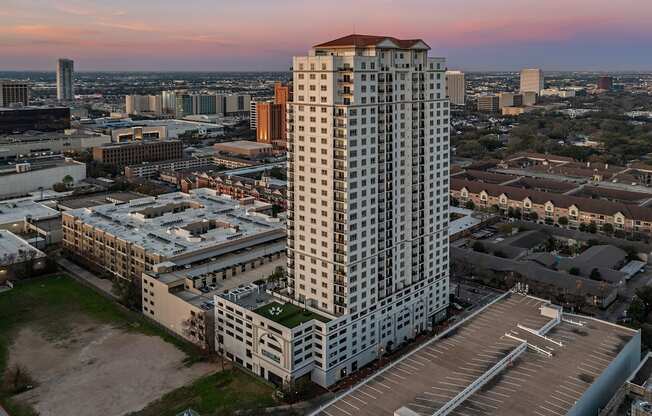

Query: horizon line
[[1, 68, 651, 74]]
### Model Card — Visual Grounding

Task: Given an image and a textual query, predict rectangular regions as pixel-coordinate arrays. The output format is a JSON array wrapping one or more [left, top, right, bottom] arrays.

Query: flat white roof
[[449, 206, 482, 236], [65, 188, 284, 260], [0, 230, 46, 266], [0, 199, 59, 226]]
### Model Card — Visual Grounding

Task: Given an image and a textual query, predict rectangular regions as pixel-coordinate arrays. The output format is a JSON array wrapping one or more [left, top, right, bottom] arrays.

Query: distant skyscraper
[[161, 91, 177, 114], [0, 80, 30, 107], [597, 76, 613, 91], [521, 91, 538, 106], [445, 71, 465, 105], [125, 94, 162, 115], [256, 101, 283, 145], [477, 95, 500, 112], [56, 58, 74, 101], [520, 68, 544, 94], [249, 99, 258, 129], [175, 94, 193, 118]]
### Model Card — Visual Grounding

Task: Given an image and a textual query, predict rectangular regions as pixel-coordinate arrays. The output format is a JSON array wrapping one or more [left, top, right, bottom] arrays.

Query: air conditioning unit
[[15, 163, 31, 173]]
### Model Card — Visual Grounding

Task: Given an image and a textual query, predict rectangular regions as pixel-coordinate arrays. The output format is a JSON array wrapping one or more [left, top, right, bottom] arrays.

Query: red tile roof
[[314, 34, 429, 49]]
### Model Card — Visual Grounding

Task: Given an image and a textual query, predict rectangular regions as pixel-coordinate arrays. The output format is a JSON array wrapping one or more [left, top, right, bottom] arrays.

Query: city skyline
[[1, 0, 651, 72]]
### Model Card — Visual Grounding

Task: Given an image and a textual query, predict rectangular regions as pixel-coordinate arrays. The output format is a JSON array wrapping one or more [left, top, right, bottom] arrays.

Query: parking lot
[[313, 293, 637, 416]]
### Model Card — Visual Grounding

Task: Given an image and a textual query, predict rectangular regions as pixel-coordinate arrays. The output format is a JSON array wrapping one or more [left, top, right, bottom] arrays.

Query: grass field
[[129, 369, 279, 416], [0, 274, 202, 415]]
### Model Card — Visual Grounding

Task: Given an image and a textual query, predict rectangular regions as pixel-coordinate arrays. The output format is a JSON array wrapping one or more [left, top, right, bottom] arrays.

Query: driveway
[[55, 257, 116, 299]]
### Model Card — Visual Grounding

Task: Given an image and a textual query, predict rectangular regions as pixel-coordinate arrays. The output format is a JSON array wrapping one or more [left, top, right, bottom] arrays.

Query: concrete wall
[[568, 327, 641, 416], [0, 162, 86, 197]]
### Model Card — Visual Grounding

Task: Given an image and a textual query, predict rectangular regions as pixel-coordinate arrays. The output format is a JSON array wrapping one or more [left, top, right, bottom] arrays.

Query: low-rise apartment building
[[62, 188, 286, 282], [124, 156, 214, 179], [142, 231, 285, 349], [451, 178, 652, 234], [183, 172, 287, 208]]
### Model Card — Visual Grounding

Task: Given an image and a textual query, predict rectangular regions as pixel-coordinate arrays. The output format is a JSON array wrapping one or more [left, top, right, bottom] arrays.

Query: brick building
[[92, 140, 183, 169]]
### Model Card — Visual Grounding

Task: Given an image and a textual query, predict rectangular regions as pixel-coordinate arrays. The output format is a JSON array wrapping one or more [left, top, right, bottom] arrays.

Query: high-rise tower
[[56, 58, 74, 101], [287, 34, 450, 320], [445, 70, 465, 106], [520, 68, 544, 94]]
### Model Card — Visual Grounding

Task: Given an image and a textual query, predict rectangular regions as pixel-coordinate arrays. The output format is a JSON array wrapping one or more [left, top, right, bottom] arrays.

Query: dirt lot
[[8, 321, 216, 416]]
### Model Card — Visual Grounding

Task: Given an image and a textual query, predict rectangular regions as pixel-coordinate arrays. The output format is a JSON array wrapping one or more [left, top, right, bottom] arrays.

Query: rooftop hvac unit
[[15, 163, 31, 173]]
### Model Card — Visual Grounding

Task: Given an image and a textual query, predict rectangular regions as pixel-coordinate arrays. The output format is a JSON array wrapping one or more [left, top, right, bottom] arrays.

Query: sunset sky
[[1, 0, 651, 71]]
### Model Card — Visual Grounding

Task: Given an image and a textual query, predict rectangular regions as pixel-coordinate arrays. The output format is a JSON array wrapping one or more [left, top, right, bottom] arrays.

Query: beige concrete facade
[[215, 35, 451, 389]]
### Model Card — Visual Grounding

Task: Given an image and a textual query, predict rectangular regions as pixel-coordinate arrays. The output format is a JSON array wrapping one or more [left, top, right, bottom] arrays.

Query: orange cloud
[[97, 20, 159, 33]]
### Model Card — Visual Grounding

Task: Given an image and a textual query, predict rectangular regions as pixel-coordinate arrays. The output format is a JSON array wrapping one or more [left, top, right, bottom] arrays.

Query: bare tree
[[181, 314, 210, 355]]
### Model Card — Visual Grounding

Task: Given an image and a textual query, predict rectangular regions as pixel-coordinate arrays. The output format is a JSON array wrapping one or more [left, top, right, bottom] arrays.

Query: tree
[[267, 266, 286, 286], [602, 223, 614, 235], [528, 212, 538, 221], [62, 174, 74, 188], [52, 182, 67, 192], [472, 241, 486, 253], [497, 223, 514, 235], [589, 268, 602, 281], [112, 277, 141, 310], [268, 166, 287, 180], [181, 314, 210, 353], [588, 222, 598, 234], [3, 364, 34, 394], [558, 216, 569, 227], [494, 250, 507, 258], [623, 246, 639, 262], [465, 200, 475, 210], [569, 267, 581, 276]]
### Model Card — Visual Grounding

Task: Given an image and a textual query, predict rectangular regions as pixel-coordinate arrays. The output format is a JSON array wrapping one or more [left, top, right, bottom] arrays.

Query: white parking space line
[[357, 389, 377, 400], [340, 399, 360, 411], [365, 385, 383, 395], [432, 386, 461, 393], [550, 394, 573, 407], [554, 388, 579, 401], [348, 394, 367, 406], [484, 390, 510, 398], [545, 400, 568, 412], [375, 380, 393, 390], [331, 404, 353, 416], [406, 357, 427, 366], [538, 405, 564, 415], [440, 381, 467, 388]]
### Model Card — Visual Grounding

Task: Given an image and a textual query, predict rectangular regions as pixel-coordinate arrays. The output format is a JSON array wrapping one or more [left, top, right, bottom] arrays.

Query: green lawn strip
[[129, 369, 278, 416], [0, 274, 202, 411]]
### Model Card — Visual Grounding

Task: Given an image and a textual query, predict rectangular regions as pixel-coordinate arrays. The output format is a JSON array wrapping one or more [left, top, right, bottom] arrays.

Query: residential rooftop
[[0, 230, 46, 266], [315, 292, 639, 416], [452, 178, 652, 221], [0, 198, 59, 226], [57, 191, 147, 210], [64, 188, 285, 261]]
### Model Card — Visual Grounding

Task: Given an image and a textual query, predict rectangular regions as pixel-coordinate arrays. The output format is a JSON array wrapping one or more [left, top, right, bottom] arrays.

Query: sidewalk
[[0, 404, 9, 416], [55, 257, 117, 299]]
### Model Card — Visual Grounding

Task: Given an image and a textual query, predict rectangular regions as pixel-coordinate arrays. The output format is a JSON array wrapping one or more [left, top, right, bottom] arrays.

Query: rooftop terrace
[[314, 292, 638, 416], [254, 301, 331, 328]]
